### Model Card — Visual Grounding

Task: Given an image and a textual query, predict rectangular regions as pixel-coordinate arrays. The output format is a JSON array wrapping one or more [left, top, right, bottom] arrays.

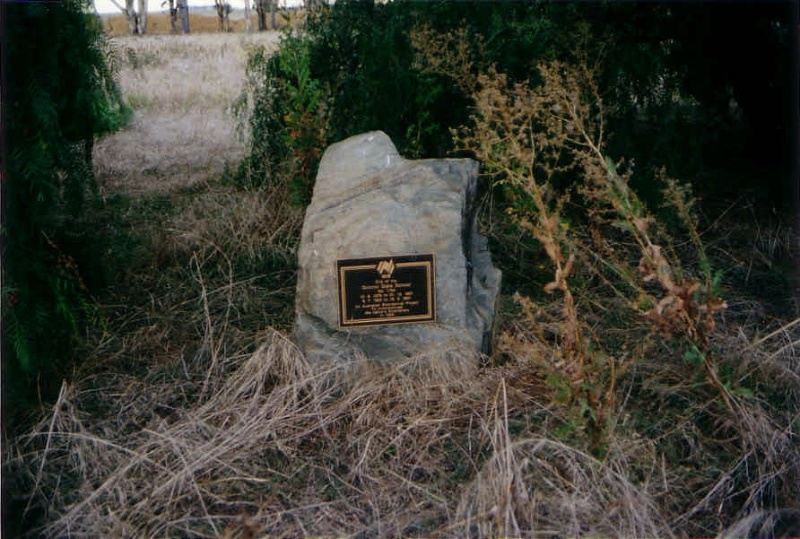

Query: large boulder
[[294, 131, 501, 363]]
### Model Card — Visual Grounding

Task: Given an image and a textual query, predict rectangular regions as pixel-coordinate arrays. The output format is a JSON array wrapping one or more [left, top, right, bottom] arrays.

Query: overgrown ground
[[92, 30, 307, 376], [3, 32, 800, 539]]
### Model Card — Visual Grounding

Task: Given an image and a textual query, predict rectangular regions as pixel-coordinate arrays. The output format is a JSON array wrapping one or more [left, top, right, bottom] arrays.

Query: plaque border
[[337, 254, 436, 328]]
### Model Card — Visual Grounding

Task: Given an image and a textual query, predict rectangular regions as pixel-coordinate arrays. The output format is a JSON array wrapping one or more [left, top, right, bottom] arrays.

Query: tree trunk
[[792, 0, 800, 315], [215, 0, 224, 32], [269, 0, 276, 30], [244, 0, 251, 33], [125, 0, 138, 34], [167, 0, 178, 34], [178, 0, 189, 33], [137, 0, 147, 34], [256, 0, 266, 31]]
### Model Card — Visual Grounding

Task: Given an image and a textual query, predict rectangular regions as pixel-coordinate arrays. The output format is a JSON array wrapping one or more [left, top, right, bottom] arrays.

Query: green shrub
[[237, 0, 597, 198]]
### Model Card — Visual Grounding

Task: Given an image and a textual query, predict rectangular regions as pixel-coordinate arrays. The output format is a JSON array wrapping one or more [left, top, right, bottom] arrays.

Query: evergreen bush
[[2, 0, 130, 420]]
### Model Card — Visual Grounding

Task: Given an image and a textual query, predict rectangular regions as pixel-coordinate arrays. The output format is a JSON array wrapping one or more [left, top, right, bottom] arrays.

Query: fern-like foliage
[[2, 0, 130, 421]]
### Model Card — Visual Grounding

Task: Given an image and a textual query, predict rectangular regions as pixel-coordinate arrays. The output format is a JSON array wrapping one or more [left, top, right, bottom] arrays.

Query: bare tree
[[270, 0, 276, 30], [162, 0, 178, 33], [137, 0, 147, 33], [125, 0, 138, 33], [109, 0, 144, 34], [215, 0, 222, 31], [244, 0, 252, 33], [177, 0, 190, 34], [214, 0, 231, 32], [255, 0, 267, 31]]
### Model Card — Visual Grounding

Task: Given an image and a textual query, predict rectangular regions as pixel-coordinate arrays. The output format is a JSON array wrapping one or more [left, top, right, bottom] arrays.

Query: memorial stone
[[294, 131, 501, 363]]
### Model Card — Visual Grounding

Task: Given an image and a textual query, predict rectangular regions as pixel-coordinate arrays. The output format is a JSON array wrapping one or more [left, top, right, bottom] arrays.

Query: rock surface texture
[[294, 131, 501, 362]]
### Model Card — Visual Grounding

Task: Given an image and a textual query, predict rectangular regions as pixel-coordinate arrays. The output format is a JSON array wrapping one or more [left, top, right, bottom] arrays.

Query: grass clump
[[5, 337, 486, 537], [7, 318, 797, 537]]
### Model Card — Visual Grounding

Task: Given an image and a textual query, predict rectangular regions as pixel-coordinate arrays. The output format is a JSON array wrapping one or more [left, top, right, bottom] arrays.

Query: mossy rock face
[[294, 131, 501, 363]]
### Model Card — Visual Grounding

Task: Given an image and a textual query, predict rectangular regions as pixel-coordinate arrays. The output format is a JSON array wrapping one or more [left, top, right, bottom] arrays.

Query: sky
[[93, 0, 302, 15]]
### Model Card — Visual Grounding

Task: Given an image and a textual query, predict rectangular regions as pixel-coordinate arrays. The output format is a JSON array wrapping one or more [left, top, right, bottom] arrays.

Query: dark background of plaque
[[337, 254, 435, 327]]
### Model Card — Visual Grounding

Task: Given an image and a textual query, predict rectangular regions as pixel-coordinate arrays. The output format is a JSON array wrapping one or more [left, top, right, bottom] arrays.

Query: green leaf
[[604, 156, 617, 174], [729, 386, 755, 399], [711, 269, 725, 295], [612, 220, 635, 234], [684, 345, 704, 366], [555, 420, 577, 439]]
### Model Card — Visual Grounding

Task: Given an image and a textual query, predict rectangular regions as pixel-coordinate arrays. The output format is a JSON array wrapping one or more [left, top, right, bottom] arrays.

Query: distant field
[[102, 9, 303, 35], [94, 31, 280, 192]]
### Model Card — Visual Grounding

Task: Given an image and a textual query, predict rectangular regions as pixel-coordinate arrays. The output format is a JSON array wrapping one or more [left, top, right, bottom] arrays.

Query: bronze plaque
[[337, 254, 436, 328]]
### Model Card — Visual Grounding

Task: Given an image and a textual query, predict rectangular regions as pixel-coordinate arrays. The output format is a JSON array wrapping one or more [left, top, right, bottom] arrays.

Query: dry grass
[[456, 438, 668, 538], [6, 336, 482, 537], [84, 32, 299, 378], [95, 32, 280, 193], [0, 327, 615, 537], [102, 10, 304, 36], [5, 318, 798, 537], [621, 322, 800, 536]]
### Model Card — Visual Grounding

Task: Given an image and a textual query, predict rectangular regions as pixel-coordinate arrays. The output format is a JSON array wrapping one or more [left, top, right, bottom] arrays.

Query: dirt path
[[94, 32, 280, 195], [85, 31, 299, 361]]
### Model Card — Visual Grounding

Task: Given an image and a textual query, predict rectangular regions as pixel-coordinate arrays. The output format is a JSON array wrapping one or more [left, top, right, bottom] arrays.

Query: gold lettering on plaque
[[337, 254, 435, 327]]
